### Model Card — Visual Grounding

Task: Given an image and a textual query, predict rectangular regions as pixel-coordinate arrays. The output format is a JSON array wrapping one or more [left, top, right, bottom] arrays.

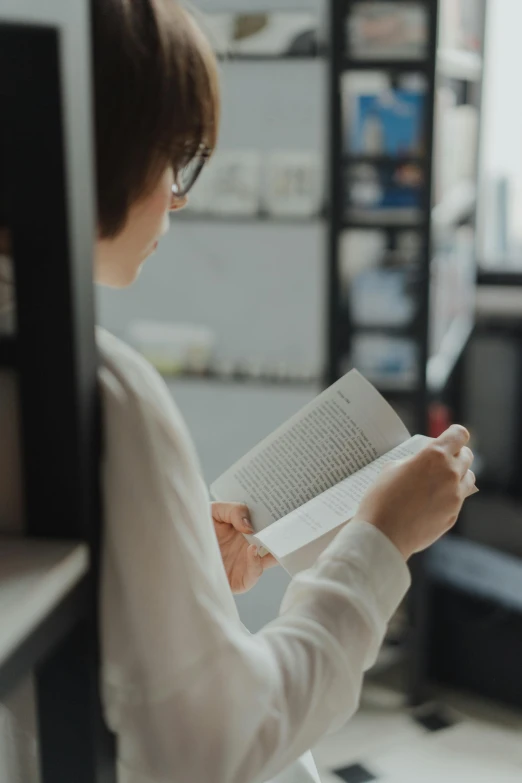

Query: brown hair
[[92, 0, 219, 237]]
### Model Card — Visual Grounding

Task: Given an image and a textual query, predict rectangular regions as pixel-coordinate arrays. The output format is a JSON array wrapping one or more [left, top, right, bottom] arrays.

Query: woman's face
[[95, 166, 187, 288]]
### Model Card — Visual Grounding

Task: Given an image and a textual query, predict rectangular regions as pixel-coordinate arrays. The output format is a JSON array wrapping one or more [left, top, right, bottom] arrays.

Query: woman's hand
[[357, 425, 476, 561], [211, 502, 277, 594]]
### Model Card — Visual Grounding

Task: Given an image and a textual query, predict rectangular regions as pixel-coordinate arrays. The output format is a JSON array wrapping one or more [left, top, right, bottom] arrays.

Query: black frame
[[326, 0, 439, 434], [0, 13, 115, 783], [326, 0, 438, 707], [326, 0, 487, 704]]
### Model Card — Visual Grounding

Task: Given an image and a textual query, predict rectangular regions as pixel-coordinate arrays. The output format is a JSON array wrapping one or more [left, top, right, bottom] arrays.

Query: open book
[[211, 370, 431, 575]]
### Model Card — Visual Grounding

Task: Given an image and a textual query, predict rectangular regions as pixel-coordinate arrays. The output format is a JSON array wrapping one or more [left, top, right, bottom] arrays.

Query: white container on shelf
[[435, 99, 479, 201], [350, 334, 417, 389], [349, 268, 416, 327], [262, 150, 323, 218], [231, 12, 317, 57], [185, 150, 262, 217], [126, 320, 216, 374], [339, 230, 386, 285]]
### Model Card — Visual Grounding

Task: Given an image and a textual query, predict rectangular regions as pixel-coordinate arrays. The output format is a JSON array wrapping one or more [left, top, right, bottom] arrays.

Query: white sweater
[[0, 274, 410, 782]]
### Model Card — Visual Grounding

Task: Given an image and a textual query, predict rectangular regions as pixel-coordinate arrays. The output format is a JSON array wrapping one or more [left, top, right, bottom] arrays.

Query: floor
[[313, 659, 522, 783]]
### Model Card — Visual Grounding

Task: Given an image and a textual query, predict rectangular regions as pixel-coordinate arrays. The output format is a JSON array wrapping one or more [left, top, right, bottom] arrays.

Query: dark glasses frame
[[171, 142, 212, 199]]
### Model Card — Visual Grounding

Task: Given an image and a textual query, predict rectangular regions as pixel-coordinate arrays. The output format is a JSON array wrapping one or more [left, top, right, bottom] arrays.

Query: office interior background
[[3, 0, 522, 781]]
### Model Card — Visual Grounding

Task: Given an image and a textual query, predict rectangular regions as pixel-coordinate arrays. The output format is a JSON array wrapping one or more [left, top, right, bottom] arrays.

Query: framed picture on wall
[[202, 12, 320, 57], [232, 12, 318, 57], [262, 150, 323, 218]]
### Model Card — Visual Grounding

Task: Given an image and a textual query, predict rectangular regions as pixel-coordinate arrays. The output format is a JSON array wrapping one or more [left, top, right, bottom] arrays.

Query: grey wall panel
[[465, 335, 519, 485], [97, 222, 326, 372], [167, 378, 319, 631]]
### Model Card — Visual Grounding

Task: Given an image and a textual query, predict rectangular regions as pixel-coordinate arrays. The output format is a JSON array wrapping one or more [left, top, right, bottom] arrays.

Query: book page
[[211, 370, 410, 531], [254, 435, 431, 575]]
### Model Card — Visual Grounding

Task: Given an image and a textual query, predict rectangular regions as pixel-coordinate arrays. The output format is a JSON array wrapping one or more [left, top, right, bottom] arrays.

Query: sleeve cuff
[[314, 519, 411, 631]]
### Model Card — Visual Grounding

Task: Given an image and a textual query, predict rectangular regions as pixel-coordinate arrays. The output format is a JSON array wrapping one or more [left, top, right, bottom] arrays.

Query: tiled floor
[[313, 661, 522, 783]]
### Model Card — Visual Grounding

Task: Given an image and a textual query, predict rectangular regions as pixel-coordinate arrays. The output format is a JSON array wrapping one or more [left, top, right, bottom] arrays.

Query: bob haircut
[[92, 0, 219, 237]]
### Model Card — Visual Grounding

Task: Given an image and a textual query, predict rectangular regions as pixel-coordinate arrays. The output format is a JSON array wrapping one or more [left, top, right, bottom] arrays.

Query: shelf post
[[0, 10, 115, 781]]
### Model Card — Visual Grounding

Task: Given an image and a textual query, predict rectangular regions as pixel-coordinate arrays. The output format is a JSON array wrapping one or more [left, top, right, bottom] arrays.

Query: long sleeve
[[97, 329, 410, 783]]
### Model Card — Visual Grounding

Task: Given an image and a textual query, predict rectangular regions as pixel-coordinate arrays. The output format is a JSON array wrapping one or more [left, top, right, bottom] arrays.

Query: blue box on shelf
[[350, 90, 425, 156]]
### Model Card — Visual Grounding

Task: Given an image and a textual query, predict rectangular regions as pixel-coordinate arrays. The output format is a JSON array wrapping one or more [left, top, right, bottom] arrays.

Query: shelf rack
[[327, 0, 438, 423], [343, 56, 429, 73], [477, 270, 522, 287], [327, 0, 487, 705], [217, 52, 323, 63], [161, 366, 320, 388], [175, 209, 325, 225], [0, 9, 115, 782], [171, 11, 327, 388], [0, 541, 90, 700], [327, 0, 485, 410]]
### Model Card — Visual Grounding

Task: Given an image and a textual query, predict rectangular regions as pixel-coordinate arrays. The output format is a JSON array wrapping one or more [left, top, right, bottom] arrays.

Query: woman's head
[[93, 0, 219, 286]]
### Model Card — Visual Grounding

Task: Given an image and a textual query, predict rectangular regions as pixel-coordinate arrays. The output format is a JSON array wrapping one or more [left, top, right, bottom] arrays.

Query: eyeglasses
[[172, 143, 212, 199]]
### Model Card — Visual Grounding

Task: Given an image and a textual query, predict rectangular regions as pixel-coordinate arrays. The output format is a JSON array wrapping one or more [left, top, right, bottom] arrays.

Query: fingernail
[[243, 517, 254, 533]]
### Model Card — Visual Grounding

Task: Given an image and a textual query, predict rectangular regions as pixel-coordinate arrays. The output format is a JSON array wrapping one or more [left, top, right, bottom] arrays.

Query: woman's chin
[[97, 262, 144, 289]]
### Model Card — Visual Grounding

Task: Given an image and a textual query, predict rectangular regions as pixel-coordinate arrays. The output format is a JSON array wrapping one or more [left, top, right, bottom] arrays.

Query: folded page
[[254, 435, 431, 574], [211, 370, 410, 531]]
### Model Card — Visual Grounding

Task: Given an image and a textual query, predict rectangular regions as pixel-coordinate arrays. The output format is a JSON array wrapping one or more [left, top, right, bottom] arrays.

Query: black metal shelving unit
[[327, 0, 487, 704], [327, 0, 486, 408], [0, 6, 115, 781], [327, 0, 440, 430], [477, 270, 522, 287]]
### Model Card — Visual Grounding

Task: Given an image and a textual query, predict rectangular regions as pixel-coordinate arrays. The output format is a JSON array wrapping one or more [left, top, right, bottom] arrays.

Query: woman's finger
[[436, 424, 470, 455], [260, 552, 278, 570], [246, 545, 264, 581], [212, 502, 253, 533], [461, 469, 478, 498], [455, 446, 474, 479]]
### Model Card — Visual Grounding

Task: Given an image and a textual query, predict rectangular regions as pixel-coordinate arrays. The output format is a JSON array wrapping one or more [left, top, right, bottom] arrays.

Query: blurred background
[[98, 0, 522, 779], [94, 1, 522, 780]]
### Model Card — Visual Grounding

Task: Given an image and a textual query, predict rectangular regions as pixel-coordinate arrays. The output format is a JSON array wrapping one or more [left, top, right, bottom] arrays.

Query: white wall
[[97, 218, 326, 373], [479, 0, 522, 256], [97, 8, 327, 373]]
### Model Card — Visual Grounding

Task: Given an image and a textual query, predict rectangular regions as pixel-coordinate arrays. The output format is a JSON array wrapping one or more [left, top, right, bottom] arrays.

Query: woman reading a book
[[0, 2, 476, 782]]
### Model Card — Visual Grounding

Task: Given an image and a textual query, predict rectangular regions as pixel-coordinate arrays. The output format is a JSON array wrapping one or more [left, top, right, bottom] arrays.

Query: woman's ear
[[170, 194, 188, 212]]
